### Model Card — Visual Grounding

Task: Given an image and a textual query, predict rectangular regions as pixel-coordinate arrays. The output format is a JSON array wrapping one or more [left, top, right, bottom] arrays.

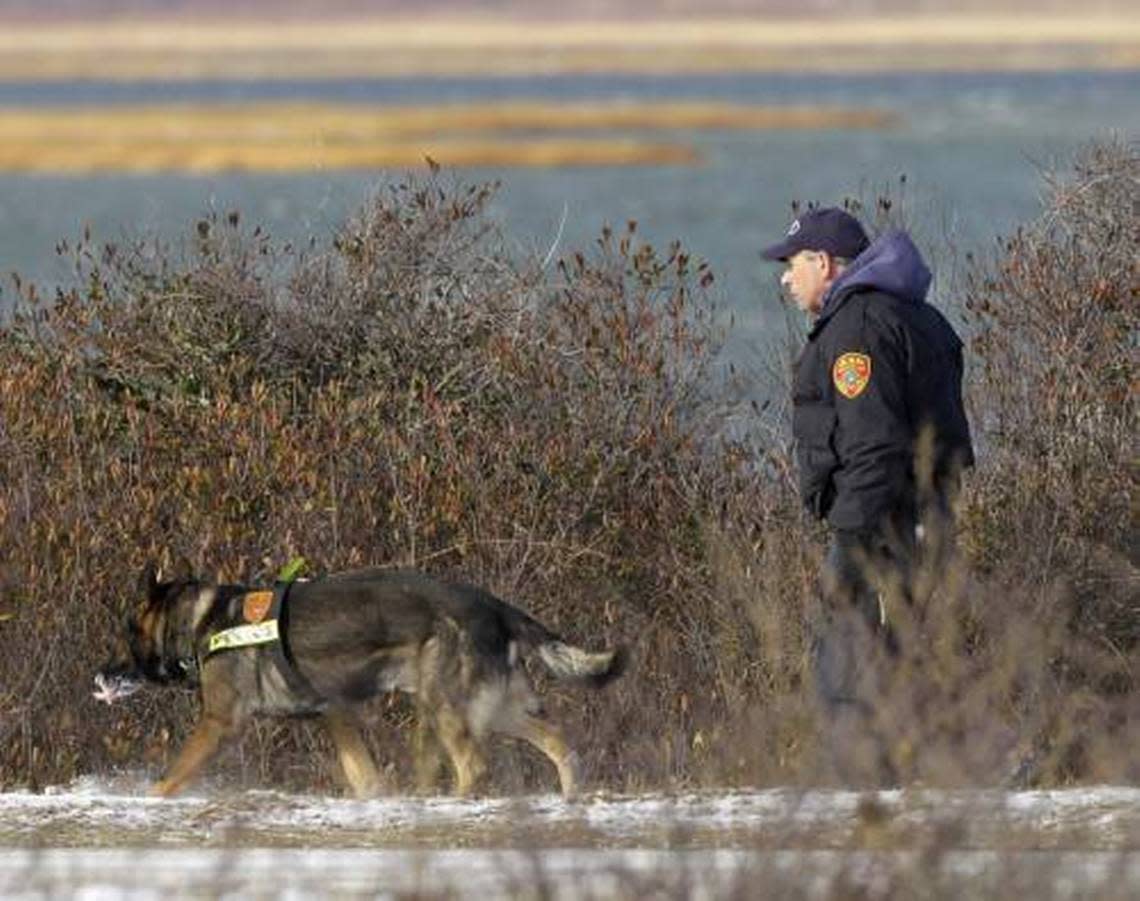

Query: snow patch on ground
[[5, 780, 1140, 898], [5, 779, 1140, 841]]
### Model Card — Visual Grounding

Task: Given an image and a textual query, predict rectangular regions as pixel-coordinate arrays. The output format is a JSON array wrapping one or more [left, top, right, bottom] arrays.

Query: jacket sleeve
[[825, 311, 914, 531], [792, 385, 839, 520]]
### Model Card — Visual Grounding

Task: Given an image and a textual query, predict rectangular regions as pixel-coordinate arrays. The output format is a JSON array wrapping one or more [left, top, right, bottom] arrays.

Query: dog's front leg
[[152, 714, 232, 798], [152, 671, 241, 798], [324, 709, 384, 799]]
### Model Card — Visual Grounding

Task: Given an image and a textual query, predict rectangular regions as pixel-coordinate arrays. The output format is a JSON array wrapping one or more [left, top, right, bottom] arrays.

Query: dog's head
[[95, 562, 207, 704]]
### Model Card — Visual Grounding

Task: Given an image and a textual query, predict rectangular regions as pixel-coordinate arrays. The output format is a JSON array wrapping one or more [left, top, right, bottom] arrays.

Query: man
[[761, 207, 974, 777]]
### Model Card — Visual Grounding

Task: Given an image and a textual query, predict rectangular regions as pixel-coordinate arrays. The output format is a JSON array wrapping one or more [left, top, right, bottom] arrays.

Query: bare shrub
[[949, 138, 1140, 782], [962, 140, 1137, 607]]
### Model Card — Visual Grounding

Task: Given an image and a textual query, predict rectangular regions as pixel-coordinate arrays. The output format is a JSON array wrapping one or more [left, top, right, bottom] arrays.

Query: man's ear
[[823, 252, 843, 279], [138, 562, 159, 600]]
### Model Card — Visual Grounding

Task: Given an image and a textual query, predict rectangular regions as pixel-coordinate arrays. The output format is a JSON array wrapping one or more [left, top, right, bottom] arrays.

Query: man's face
[[780, 250, 832, 316]]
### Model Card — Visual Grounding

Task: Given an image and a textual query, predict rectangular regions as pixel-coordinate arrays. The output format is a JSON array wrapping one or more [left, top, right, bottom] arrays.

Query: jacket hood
[[819, 230, 931, 321]]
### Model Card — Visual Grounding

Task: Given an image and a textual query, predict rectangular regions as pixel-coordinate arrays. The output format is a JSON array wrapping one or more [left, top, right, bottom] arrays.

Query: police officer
[[761, 208, 974, 772]]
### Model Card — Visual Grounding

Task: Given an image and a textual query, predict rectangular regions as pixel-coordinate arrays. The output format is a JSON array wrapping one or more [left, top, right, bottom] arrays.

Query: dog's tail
[[535, 641, 628, 688], [504, 606, 627, 688]]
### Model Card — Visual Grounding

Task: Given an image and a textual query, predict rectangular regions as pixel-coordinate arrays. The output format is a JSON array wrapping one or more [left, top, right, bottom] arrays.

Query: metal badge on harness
[[207, 590, 278, 654]]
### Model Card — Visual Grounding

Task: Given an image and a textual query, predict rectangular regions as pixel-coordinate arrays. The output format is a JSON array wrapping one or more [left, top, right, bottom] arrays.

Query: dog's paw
[[558, 750, 583, 799], [150, 780, 176, 798]]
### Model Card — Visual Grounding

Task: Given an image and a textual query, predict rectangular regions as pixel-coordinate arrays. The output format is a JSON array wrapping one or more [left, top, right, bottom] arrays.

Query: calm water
[[0, 70, 1137, 354]]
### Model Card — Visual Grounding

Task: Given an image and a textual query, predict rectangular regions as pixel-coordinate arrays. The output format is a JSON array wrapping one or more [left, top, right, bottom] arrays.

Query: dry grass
[[0, 101, 894, 173], [0, 16, 1136, 79]]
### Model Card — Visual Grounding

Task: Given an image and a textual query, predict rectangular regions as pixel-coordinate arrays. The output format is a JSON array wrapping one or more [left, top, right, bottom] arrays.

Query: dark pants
[[812, 492, 962, 784], [813, 505, 917, 710]]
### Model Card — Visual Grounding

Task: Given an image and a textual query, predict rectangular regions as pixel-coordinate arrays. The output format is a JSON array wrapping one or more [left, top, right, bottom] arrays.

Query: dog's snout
[[98, 630, 140, 682], [97, 654, 136, 682]]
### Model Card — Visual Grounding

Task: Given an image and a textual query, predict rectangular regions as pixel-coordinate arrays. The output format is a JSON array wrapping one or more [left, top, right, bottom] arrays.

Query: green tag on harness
[[276, 556, 308, 583], [208, 620, 280, 654]]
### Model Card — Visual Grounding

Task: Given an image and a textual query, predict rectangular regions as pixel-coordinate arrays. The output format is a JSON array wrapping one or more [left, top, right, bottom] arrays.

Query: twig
[[541, 202, 570, 271]]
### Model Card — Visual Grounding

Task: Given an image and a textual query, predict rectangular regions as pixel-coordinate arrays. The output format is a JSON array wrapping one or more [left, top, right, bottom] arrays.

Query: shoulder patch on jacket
[[833, 352, 872, 399]]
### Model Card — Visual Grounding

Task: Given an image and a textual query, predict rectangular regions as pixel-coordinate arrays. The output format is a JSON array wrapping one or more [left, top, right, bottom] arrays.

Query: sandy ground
[[0, 17, 1137, 79], [4, 780, 1140, 897]]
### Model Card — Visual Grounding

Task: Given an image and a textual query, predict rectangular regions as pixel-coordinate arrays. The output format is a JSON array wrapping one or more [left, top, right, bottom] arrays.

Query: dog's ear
[[138, 562, 160, 600], [170, 555, 196, 583]]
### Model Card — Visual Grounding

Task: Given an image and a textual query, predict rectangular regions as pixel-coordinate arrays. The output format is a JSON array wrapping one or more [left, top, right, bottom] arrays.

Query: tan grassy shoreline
[[0, 16, 1137, 79], [0, 102, 897, 138], [0, 101, 895, 172], [0, 139, 700, 173]]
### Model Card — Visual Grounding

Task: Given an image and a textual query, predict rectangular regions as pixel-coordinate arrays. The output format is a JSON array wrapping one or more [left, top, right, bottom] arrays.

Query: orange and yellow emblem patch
[[833, 352, 872, 399], [242, 590, 274, 624]]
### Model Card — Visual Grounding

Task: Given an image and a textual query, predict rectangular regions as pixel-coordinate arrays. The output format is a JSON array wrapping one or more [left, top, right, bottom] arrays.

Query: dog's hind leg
[[432, 703, 487, 796], [506, 714, 581, 799], [412, 714, 446, 794], [324, 709, 383, 799]]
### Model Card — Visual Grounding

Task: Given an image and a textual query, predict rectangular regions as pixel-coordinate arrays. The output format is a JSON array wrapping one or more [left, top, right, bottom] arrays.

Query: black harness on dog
[[265, 581, 324, 705], [202, 581, 325, 707]]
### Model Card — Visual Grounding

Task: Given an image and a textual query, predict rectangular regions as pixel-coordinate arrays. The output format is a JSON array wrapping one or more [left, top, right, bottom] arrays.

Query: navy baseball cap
[[760, 208, 870, 262]]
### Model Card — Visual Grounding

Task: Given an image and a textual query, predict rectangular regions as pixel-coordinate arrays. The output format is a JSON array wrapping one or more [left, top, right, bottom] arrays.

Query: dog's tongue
[[92, 673, 143, 705]]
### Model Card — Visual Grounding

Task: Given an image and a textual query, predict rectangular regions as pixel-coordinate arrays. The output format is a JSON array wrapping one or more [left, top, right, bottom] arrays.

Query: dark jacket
[[792, 231, 974, 532]]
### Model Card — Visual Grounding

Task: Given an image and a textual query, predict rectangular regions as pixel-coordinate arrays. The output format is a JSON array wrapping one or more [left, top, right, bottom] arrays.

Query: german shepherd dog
[[97, 564, 626, 799]]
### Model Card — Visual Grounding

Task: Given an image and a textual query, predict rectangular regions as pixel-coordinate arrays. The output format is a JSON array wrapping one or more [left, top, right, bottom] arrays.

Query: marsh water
[[5, 780, 1140, 897], [0, 69, 1137, 355]]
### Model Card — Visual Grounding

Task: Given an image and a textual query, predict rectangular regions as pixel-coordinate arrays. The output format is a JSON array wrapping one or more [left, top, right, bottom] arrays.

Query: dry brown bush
[[0, 168, 773, 792], [961, 141, 1137, 614], [952, 138, 1140, 783]]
